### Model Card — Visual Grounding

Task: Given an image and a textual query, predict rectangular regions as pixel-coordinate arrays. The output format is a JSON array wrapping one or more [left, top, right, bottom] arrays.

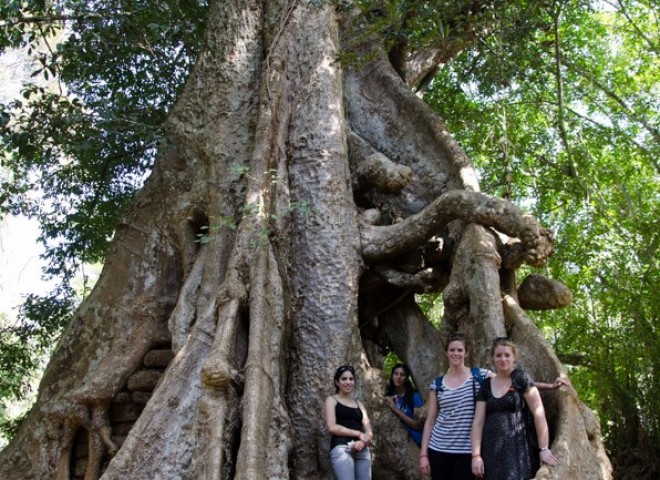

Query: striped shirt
[[428, 368, 490, 454]]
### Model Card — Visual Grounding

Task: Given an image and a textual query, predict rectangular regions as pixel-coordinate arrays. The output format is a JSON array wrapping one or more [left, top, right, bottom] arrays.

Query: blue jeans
[[329, 443, 371, 480]]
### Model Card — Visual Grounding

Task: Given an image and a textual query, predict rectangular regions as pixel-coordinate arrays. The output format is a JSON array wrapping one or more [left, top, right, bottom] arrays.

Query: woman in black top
[[325, 365, 373, 480], [471, 338, 569, 480]]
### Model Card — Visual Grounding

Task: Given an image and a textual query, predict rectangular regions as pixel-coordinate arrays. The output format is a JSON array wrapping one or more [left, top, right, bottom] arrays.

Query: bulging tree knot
[[353, 152, 413, 194], [360, 208, 382, 225], [518, 274, 572, 310], [201, 360, 236, 389], [522, 225, 555, 267]]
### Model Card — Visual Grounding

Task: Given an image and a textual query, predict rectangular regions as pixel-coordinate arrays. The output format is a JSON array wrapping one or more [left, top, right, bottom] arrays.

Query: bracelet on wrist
[[472, 454, 481, 458], [539, 447, 550, 452], [419, 454, 428, 458]]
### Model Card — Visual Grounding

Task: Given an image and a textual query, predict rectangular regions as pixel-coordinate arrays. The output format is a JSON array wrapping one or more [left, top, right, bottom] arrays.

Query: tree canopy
[[0, 1, 657, 478]]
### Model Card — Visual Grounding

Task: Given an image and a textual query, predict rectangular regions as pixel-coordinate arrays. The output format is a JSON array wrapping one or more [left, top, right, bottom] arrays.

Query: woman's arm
[[535, 377, 571, 390], [358, 401, 373, 447], [386, 395, 422, 429], [523, 387, 559, 466], [419, 391, 437, 475], [471, 401, 486, 479]]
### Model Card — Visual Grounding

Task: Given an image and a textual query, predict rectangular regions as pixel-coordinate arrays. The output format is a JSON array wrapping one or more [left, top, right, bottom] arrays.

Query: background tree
[[0, 0, 655, 479]]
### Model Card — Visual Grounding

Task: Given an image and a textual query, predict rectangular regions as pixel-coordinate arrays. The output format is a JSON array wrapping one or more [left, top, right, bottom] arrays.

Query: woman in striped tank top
[[419, 333, 494, 480]]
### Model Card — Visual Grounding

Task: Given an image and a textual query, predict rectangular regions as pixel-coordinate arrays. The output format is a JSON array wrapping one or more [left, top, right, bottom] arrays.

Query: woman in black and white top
[[419, 333, 494, 480], [325, 365, 373, 480]]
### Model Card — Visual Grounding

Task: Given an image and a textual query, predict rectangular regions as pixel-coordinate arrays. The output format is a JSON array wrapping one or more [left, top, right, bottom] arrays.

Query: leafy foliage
[[2, 0, 207, 276], [0, 293, 72, 442]]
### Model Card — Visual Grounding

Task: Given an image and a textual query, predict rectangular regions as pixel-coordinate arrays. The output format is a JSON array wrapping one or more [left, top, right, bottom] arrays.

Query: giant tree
[[0, 0, 615, 479]]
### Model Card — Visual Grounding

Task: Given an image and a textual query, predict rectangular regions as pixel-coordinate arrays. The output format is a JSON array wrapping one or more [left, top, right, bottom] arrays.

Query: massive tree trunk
[[0, 1, 612, 479]]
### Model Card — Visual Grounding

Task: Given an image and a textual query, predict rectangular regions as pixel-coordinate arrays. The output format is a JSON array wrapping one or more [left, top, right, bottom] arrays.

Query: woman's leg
[[354, 447, 372, 480], [330, 445, 355, 480], [428, 450, 459, 480], [452, 453, 475, 480]]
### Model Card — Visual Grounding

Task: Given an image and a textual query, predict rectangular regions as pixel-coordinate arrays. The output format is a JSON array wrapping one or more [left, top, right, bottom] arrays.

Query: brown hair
[[444, 332, 469, 352], [490, 337, 517, 357]]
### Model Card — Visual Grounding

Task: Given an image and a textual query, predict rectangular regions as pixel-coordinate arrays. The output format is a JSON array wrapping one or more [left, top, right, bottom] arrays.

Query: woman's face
[[391, 367, 407, 388], [492, 345, 515, 373], [446, 340, 467, 366], [336, 371, 355, 395]]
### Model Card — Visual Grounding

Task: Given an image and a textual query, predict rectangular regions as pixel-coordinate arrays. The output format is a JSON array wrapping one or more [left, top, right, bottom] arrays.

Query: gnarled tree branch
[[361, 190, 554, 264]]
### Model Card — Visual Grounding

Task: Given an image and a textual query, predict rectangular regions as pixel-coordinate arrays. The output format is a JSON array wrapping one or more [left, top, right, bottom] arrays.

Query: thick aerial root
[[85, 404, 117, 480], [195, 294, 246, 479], [533, 388, 613, 480], [201, 299, 242, 388], [502, 294, 566, 380], [55, 416, 79, 480], [51, 401, 117, 480], [101, 303, 222, 478], [441, 224, 506, 362], [376, 292, 444, 386], [195, 389, 234, 480], [361, 190, 554, 264], [235, 245, 283, 478], [169, 253, 206, 352], [373, 263, 449, 293]]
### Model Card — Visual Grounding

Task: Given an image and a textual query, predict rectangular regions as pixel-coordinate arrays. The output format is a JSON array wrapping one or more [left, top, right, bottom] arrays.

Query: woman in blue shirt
[[385, 363, 424, 446]]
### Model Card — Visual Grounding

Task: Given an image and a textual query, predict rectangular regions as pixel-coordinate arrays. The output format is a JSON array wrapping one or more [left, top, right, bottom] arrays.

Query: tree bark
[[0, 1, 612, 479]]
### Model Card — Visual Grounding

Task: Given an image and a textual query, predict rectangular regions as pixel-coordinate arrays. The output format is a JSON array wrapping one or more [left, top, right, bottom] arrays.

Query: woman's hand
[[358, 431, 372, 446], [385, 396, 397, 411], [419, 455, 430, 476], [540, 448, 558, 465], [553, 377, 571, 389], [351, 440, 366, 452], [471, 455, 484, 479]]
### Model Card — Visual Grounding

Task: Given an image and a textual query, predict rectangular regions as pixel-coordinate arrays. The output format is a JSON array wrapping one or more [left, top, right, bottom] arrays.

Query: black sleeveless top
[[330, 399, 364, 449]]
